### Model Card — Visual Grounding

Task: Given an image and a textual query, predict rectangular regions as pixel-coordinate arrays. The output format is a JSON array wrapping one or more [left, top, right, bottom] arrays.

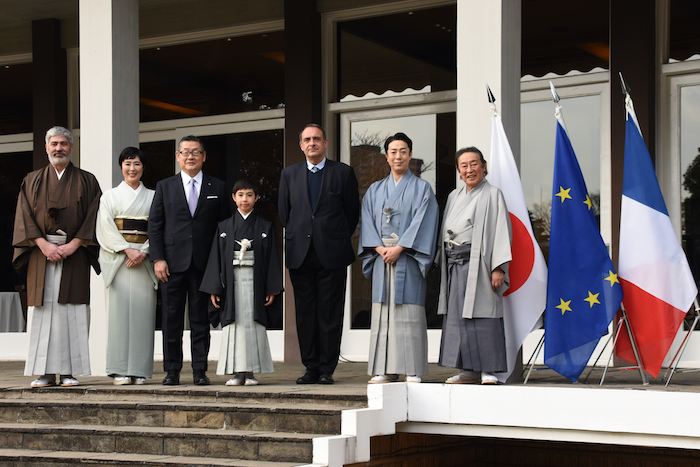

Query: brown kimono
[[13, 162, 102, 306]]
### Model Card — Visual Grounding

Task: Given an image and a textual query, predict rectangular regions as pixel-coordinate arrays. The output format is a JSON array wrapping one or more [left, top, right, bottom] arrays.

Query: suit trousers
[[160, 264, 211, 372], [289, 244, 347, 375]]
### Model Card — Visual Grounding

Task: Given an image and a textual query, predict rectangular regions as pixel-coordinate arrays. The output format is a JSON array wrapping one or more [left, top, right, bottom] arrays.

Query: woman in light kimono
[[359, 132, 439, 383], [437, 147, 512, 385], [96, 147, 157, 385]]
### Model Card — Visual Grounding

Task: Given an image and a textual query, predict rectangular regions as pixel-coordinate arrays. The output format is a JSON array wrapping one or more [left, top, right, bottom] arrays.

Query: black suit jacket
[[148, 172, 230, 273], [278, 159, 360, 270]]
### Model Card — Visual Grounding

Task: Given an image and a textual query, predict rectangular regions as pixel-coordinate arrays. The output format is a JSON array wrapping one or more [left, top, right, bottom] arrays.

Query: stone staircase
[[0, 385, 367, 466]]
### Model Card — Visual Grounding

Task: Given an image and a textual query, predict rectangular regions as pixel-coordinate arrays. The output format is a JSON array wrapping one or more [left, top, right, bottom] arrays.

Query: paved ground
[[2, 359, 700, 395]]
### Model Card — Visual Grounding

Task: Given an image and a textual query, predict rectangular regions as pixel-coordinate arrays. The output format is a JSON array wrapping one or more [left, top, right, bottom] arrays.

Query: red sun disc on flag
[[504, 212, 535, 296]]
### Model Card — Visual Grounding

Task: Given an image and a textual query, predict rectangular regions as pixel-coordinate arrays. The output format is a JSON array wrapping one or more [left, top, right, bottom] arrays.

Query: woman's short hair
[[118, 147, 146, 167]]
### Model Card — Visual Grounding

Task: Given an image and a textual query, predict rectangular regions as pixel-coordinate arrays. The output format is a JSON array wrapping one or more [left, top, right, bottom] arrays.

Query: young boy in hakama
[[200, 179, 283, 385]]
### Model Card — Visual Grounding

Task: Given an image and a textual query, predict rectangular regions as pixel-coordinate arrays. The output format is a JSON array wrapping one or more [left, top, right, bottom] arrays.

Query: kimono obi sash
[[382, 237, 399, 248], [445, 243, 471, 266], [46, 234, 67, 246], [233, 250, 255, 267], [114, 217, 148, 244]]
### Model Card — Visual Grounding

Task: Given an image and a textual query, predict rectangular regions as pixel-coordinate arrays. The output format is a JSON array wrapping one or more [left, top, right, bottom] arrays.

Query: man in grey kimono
[[437, 147, 512, 385], [359, 132, 439, 383]]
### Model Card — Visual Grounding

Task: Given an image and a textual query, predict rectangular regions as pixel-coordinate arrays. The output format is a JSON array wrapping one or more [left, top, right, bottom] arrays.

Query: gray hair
[[456, 146, 488, 176], [45, 126, 73, 145]]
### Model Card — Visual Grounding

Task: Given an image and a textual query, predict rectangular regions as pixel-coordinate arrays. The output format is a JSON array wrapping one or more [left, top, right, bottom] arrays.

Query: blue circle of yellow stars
[[554, 185, 620, 315]]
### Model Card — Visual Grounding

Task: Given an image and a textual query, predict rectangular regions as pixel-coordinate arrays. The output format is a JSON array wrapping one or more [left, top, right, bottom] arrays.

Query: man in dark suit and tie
[[279, 123, 360, 384], [149, 135, 230, 385]]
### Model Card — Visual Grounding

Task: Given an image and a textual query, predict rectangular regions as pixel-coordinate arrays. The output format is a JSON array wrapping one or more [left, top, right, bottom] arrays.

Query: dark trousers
[[289, 244, 347, 375], [160, 264, 210, 372]]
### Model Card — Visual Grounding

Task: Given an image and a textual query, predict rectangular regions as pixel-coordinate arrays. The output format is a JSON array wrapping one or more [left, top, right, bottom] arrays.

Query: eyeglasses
[[179, 150, 204, 157]]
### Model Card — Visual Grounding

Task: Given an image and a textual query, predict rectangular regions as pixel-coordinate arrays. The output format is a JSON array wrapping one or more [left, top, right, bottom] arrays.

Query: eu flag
[[544, 114, 623, 382]]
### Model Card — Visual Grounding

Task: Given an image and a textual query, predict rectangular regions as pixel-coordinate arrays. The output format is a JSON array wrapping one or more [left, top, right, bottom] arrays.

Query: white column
[[79, 0, 140, 376], [457, 0, 523, 382], [457, 0, 521, 165]]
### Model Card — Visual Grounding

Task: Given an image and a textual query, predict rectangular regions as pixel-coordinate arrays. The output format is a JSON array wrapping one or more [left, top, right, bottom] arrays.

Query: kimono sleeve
[[358, 185, 383, 279], [199, 226, 226, 326]]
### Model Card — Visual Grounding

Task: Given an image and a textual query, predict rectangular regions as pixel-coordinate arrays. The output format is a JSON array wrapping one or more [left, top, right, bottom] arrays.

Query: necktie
[[310, 166, 318, 173], [188, 179, 197, 216]]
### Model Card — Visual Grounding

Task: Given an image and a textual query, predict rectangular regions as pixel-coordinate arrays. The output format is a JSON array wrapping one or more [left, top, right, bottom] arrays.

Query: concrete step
[[0, 386, 367, 409], [0, 423, 317, 463], [0, 399, 343, 435], [0, 448, 303, 466], [0, 381, 361, 465]]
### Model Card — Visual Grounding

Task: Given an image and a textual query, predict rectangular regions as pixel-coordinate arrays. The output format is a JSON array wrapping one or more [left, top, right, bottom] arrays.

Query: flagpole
[[617, 73, 648, 384], [487, 83, 547, 383], [487, 83, 497, 114], [592, 73, 648, 386], [545, 82, 628, 383], [664, 298, 700, 386], [603, 306, 648, 385]]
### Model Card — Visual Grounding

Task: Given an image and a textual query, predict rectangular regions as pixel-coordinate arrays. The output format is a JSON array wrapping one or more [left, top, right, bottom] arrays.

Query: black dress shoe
[[193, 370, 210, 386], [296, 371, 319, 384], [162, 370, 180, 386], [319, 373, 334, 385]]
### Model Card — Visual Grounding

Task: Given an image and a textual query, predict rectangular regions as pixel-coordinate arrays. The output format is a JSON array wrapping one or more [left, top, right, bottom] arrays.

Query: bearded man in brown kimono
[[12, 126, 102, 388]]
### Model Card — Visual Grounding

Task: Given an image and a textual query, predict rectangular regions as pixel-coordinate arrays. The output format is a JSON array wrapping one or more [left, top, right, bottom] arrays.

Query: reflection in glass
[[680, 85, 700, 288], [145, 131, 285, 331], [0, 151, 34, 331], [521, 0, 608, 77], [0, 63, 33, 136], [337, 5, 456, 101], [200, 130, 285, 330], [669, 0, 700, 63], [521, 95, 601, 260], [140, 140, 176, 191], [349, 114, 455, 330], [140, 32, 285, 122]]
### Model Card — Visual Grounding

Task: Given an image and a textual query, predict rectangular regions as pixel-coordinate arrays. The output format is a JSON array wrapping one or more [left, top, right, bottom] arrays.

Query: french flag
[[616, 96, 697, 377], [489, 113, 547, 383]]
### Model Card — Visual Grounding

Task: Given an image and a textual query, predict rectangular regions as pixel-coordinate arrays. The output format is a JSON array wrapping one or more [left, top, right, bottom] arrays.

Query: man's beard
[[48, 151, 71, 166]]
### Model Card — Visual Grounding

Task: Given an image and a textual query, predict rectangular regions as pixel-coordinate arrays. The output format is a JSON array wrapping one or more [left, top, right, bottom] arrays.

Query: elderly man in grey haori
[[437, 146, 512, 385], [359, 132, 439, 384]]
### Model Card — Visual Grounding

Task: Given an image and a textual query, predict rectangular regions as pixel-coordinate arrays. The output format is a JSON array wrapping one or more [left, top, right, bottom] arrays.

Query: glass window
[[140, 140, 177, 190], [0, 63, 33, 136], [140, 32, 285, 122], [680, 84, 700, 282], [146, 131, 284, 331], [337, 5, 456, 101], [670, 0, 700, 62], [200, 130, 285, 330], [0, 151, 34, 332], [522, 0, 608, 77], [521, 95, 602, 259]]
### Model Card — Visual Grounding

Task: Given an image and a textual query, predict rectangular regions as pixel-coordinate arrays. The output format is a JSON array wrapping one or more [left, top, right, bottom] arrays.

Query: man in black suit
[[279, 123, 360, 384], [149, 135, 230, 385]]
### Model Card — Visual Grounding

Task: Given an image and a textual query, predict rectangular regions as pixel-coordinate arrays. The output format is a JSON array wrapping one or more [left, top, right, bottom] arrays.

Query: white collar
[[306, 157, 327, 171], [238, 209, 253, 219], [180, 170, 203, 185]]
